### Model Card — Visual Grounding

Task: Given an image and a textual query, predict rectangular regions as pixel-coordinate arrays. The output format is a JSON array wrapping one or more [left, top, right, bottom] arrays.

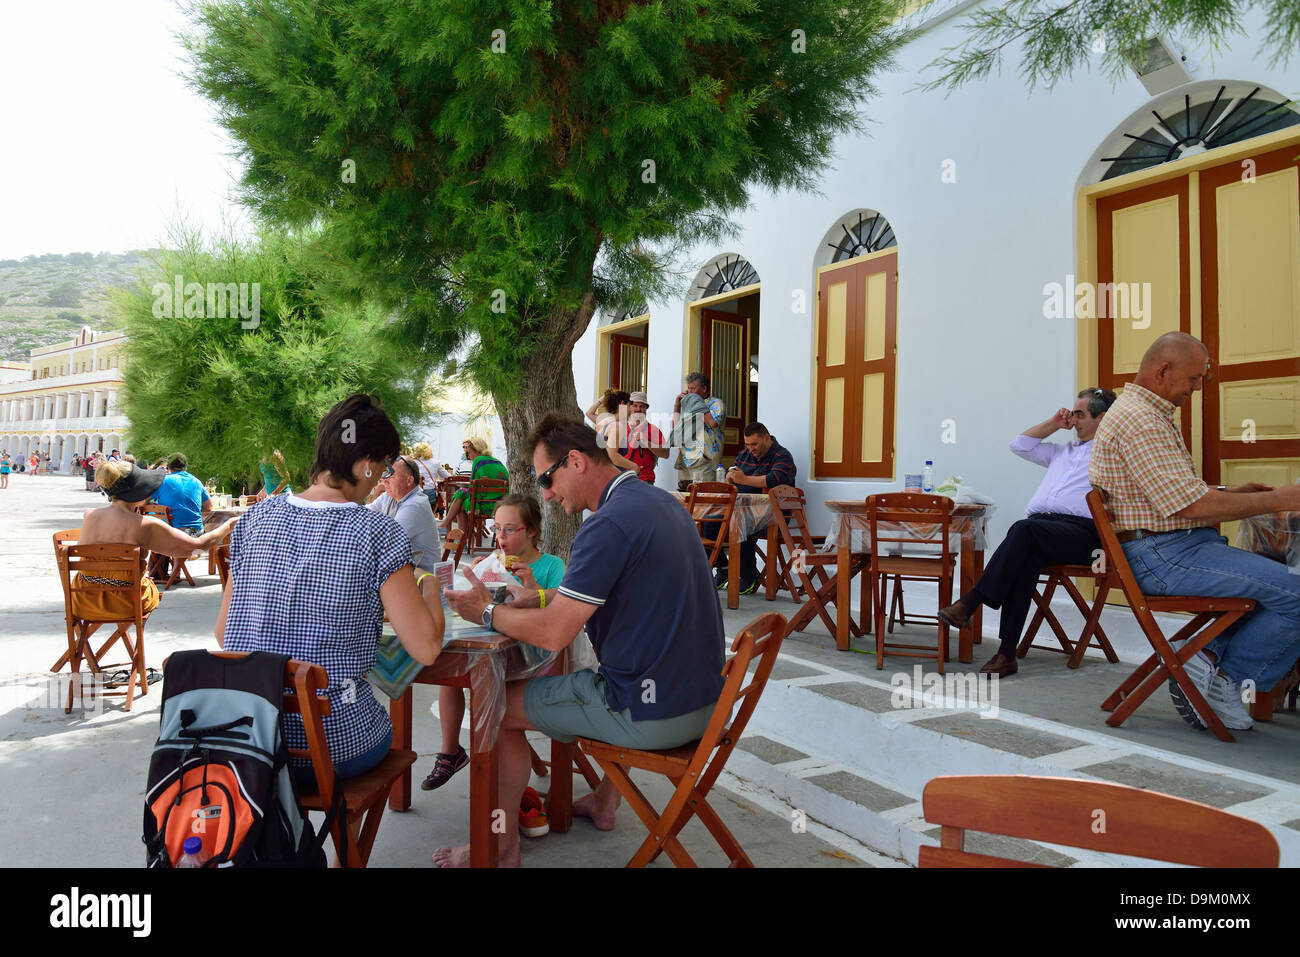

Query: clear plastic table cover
[[820, 503, 997, 555], [670, 490, 774, 540], [1235, 513, 1300, 575]]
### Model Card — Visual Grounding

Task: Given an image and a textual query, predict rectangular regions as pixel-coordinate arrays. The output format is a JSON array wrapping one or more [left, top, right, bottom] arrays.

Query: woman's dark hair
[[495, 493, 543, 548], [602, 390, 631, 415], [1077, 387, 1118, 417], [311, 393, 401, 488]]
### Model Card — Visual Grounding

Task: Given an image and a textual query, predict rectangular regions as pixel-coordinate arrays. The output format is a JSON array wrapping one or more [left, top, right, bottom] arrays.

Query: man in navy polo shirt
[[440, 414, 724, 868]]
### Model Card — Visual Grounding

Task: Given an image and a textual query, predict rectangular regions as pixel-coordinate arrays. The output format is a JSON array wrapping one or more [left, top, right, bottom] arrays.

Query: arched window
[[1091, 83, 1299, 183]]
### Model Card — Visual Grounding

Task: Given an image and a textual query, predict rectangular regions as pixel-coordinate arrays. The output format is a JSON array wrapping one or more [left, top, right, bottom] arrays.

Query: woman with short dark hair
[[217, 393, 444, 782]]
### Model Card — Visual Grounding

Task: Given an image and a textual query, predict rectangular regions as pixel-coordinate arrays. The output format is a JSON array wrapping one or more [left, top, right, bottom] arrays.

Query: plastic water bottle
[[716, 466, 726, 483], [176, 836, 208, 868], [922, 461, 934, 493]]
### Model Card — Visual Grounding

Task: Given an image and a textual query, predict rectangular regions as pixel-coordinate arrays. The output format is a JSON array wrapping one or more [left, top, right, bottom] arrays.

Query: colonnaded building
[[0, 327, 130, 469], [572, 0, 1300, 541]]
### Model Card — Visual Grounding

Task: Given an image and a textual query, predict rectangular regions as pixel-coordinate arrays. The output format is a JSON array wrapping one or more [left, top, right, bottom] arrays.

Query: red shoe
[[519, 786, 549, 838]]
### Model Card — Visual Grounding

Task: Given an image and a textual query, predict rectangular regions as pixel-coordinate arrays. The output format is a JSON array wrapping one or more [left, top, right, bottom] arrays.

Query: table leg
[[388, 688, 413, 811], [958, 539, 984, 663], [765, 523, 778, 601], [467, 657, 500, 868], [837, 544, 851, 651], [549, 646, 573, 833], [549, 740, 573, 832], [727, 526, 740, 610]]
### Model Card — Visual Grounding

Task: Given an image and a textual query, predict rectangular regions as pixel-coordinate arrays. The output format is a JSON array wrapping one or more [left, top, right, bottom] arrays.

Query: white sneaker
[[1168, 654, 1253, 731], [1167, 652, 1218, 731], [1205, 672, 1254, 730]]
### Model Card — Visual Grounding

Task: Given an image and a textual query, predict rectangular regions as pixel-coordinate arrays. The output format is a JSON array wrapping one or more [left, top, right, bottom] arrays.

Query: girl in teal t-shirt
[[424, 494, 565, 796]]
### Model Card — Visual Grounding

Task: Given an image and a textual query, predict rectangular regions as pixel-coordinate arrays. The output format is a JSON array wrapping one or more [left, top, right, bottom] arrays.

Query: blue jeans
[[291, 726, 393, 791], [1122, 527, 1300, 689]]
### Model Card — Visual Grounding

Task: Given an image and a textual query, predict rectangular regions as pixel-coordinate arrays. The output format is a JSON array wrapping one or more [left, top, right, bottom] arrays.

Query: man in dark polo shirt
[[439, 413, 724, 868], [707, 422, 796, 594]]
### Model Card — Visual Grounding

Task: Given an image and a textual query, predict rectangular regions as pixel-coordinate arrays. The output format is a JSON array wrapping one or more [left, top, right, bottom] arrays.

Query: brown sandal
[[420, 746, 468, 791]]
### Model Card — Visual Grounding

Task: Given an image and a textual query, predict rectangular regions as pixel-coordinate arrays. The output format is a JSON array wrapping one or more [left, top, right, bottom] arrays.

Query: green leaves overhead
[[186, 0, 908, 400], [116, 230, 426, 491], [920, 0, 1300, 93]]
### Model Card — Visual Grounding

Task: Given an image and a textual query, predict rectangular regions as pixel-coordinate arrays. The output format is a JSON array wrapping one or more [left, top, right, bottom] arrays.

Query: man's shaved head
[[1139, 332, 1208, 373], [1134, 332, 1209, 407]]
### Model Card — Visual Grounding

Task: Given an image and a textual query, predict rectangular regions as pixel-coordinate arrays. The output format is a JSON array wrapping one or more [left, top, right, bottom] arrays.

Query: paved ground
[[0, 475, 879, 867]]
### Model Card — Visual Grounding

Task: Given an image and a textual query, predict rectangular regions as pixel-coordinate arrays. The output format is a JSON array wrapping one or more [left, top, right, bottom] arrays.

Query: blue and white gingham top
[[223, 493, 412, 766]]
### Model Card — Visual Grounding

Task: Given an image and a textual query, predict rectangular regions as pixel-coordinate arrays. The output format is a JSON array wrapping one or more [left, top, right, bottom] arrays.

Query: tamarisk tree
[[187, 0, 906, 549]]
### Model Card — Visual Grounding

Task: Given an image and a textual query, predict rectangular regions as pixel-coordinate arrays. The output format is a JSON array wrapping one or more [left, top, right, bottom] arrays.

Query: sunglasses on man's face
[[536, 452, 570, 490]]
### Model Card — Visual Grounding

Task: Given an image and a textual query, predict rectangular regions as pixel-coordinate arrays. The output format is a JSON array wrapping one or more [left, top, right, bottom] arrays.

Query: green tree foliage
[[920, 0, 1300, 93], [42, 281, 82, 308], [117, 230, 427, 492], [185, 0, 907, 548]]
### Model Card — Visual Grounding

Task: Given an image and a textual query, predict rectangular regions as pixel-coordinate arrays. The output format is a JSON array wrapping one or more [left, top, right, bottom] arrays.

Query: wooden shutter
[[814, 251, 897, 478]]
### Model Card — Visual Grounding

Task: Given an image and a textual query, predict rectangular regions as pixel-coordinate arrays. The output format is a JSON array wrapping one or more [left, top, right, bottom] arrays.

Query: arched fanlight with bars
[[701, 256, 759, 296], [1101, 86, 1299, 181], [829, 211, 896, 263]]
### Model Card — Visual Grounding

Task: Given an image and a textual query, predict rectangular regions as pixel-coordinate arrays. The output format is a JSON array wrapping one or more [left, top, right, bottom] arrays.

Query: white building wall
[[572, 5, 1300, 542]]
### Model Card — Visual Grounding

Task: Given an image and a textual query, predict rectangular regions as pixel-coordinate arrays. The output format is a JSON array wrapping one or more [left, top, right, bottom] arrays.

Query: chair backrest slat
[[920, 774, 1278, 867], [866, 493, 955, 562]]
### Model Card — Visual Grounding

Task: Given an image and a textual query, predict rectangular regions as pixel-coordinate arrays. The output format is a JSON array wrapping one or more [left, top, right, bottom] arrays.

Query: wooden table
[[385, 613, 573, 867], [671, 490, 774, 609], [816, 500, 994, 660]]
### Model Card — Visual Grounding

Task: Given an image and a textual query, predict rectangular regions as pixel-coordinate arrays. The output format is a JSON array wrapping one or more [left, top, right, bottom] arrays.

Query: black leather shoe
[[937, 602, 972, 629], [979, 652, 1019, 678]]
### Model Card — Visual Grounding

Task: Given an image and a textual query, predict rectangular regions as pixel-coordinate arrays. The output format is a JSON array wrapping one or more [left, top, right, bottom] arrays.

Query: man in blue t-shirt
[[151, 452, 211, 578], [442, 414, 725, 868]]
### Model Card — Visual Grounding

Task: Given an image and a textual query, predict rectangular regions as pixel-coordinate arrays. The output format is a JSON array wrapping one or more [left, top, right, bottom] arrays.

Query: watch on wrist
[[1216, 485, 1228, 492], [481, 602, 497, 631]]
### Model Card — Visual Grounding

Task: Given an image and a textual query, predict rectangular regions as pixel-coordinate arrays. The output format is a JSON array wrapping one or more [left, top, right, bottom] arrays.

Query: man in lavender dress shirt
[[938, 388, 1117, 677]]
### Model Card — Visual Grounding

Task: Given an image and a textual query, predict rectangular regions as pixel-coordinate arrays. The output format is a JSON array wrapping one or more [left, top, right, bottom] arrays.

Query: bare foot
[[572, 790, 618, 830], [432, 841, 520, 868]]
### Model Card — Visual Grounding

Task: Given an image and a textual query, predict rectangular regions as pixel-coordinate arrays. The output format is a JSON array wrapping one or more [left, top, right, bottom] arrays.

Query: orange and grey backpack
[[143, 651, 342, 867]]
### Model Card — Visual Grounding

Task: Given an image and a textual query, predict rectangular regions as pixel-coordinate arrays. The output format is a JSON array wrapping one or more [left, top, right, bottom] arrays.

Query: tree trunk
[[492, 293, 596, 560]]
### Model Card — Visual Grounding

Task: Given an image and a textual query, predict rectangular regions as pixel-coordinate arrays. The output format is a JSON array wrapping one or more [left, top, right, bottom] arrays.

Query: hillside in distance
[[0, 251, 160, 361]]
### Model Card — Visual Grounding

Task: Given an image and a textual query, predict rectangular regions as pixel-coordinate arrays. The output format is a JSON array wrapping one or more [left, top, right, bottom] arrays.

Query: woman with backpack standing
[[217, 393, 445, 784]]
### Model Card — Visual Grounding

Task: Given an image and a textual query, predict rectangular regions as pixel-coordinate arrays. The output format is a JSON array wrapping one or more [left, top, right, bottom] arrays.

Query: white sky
[[0, 0, 249, 260]]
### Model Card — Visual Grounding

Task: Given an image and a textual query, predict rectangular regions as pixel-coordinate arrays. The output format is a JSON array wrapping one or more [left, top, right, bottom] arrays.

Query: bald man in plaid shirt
[[1090, 332, 1300, 732]]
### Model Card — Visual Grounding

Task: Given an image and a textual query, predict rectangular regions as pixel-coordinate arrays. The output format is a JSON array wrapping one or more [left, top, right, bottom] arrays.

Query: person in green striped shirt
[[439, 436, 508, 544]]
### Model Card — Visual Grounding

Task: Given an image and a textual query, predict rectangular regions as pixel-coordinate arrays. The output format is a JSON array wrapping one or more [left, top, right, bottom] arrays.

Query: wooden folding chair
[[867, 494, 956, 671], [441, 526, 466, 567], [770, 490, 869, 642], [919, 774, 1278, 867], [1087, 488, 1255, 742], [684, 481, 737, 570], [762, 486, 825, 601], [579, 612, 788, 867], [53, 536, 152, 712], [1016, 563, 1120, 667], [214, 543, 231, 589], [207, 526, 233, 577], [208, 652, 417, 867], [136, 503, 197, 590], [466, 477, 508, 555]]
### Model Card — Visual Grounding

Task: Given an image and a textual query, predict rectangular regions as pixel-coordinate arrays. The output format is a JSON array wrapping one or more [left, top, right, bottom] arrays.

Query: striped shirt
[[733, 437, 797, 489], [1088, 383, 1209, 532]]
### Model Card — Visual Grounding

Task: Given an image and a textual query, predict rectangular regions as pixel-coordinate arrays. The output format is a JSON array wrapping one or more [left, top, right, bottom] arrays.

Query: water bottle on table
[[922, 461, 934, 493], [716, 466, 726, 483]]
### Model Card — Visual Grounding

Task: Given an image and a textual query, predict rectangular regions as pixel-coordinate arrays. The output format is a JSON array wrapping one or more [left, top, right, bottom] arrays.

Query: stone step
[[726, 646, 1300, 866]]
